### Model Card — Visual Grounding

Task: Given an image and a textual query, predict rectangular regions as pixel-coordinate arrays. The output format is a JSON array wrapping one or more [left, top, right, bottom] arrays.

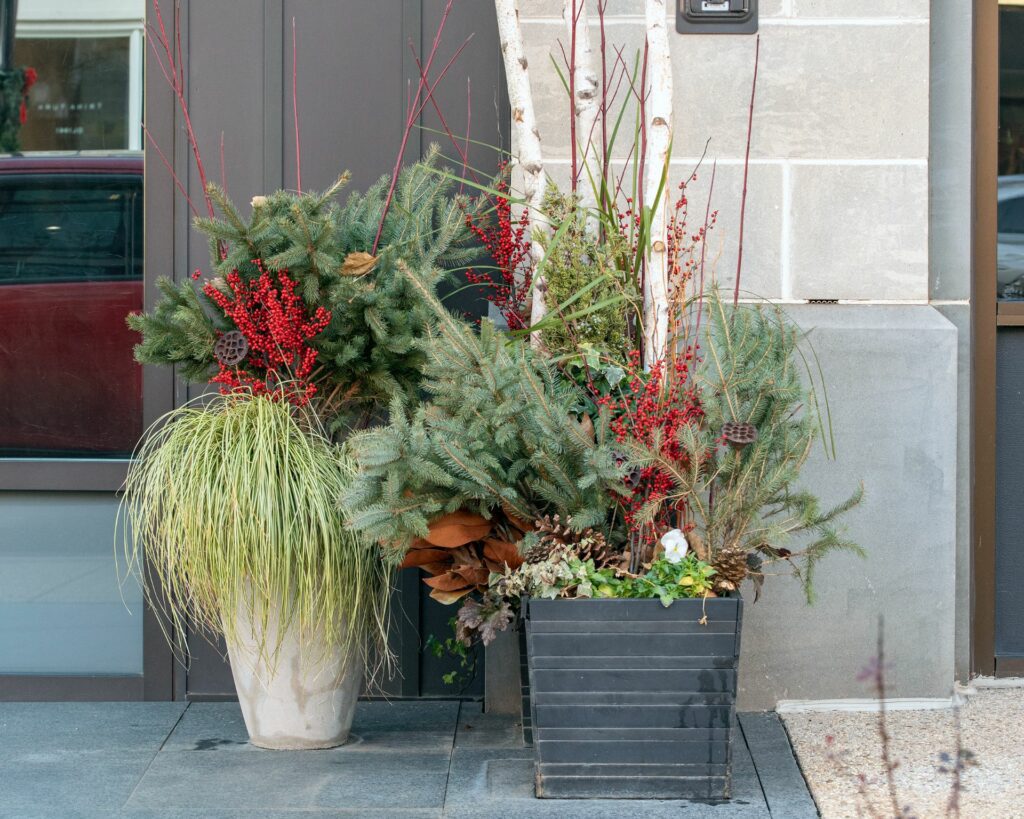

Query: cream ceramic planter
[[225, 592, 363, 750]]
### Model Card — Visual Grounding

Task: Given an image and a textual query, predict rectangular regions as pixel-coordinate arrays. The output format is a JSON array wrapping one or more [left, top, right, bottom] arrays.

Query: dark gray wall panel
[[282, 0, 406, 194], [996, 328, 1024, 656]]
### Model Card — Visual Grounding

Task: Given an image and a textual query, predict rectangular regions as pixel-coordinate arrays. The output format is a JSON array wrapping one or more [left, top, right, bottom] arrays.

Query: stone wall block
[[737, 305, 957, 709], [788, 163, 929, 301], [791, 0, 928, 18], [518, 20, 928, 162]]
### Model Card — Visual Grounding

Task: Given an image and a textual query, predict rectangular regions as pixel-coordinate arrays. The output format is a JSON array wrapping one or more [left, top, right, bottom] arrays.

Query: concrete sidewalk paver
[[440, 705, 774, 818], [738, 712, 819, 819], [123, 701, 459, 814], [0, 700, 817, 817], [0, 703, 186, 818]]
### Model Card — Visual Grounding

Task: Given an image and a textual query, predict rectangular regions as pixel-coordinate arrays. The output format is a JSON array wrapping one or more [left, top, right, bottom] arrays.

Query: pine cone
[[528, 515, 617, 569], [711, 545, 749, 594], [574, 531, 616, 570], [523, 540, 554, 564]]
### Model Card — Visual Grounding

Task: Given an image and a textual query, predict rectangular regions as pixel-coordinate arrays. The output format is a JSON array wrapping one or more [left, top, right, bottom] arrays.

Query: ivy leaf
[[604, 365, 625, 388]]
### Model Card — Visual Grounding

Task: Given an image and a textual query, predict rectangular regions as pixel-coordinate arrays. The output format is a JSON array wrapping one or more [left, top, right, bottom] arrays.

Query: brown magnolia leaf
[[341, 251, 378, 277], [398, 548, 452, 570], [430, 588, 472, 605], [423, 573, 475, 593], [451, 567, 490, 586], [482, 538, 524, 570], [423, 511, 492, 548]]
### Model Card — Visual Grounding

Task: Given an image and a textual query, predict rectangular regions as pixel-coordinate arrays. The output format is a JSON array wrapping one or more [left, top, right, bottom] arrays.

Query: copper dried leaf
[[429, 588, 472, 605], [451, 566, 490, 586], [423, 511, 493, 548], [482, 538, 524, 570], [398, 547, 452, 570], [501, 507, 534, 536], [688, 532, 710, 563], [340, 251, 378, 277], [423, 573, 475, 593]]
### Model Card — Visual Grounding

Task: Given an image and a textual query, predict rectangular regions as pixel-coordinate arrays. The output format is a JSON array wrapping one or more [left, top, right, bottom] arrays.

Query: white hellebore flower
[[661, 529, 689, 564]]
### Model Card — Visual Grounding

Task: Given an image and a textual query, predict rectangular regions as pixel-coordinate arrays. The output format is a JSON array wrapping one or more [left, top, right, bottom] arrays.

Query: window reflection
[[0, 1, 145, 459], [0, 159, 143, 457], [999, 4, 1024, 299], [15, 36, 133, 151]]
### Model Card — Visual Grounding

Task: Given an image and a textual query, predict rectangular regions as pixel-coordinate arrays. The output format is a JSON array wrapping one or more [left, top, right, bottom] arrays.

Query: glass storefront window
[[0, 162, 143, 457], [0, 493, 142, 674], [0, 4, 146, 459]]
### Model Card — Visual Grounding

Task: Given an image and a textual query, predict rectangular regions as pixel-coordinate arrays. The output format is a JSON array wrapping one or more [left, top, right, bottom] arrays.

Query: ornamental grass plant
[[120, 391, 395, 674]]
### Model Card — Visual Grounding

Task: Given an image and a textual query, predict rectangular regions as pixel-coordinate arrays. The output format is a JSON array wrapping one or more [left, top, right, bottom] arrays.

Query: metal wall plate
[[677, 0, 758, 34]]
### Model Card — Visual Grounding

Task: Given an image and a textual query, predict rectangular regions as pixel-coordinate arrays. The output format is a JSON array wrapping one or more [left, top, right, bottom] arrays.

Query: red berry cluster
[[614, 197, 643, 261], [202, 259, 331, 407], [666, 173, 718, 302], [18, 67, 37, 125], [463, 167, 533, 330], [597, 347, 704, 539]]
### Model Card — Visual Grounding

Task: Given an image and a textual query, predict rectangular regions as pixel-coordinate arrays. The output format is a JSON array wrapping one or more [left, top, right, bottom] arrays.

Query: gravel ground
[[782, 688, 1024, 819]]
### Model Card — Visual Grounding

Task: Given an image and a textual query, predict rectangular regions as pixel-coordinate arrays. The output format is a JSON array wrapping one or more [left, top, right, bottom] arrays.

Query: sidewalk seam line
[[737, 714, 772, 816], [440, 701, 461, 818], [121, 701, 191, 810], [777, 713, 823, 818]]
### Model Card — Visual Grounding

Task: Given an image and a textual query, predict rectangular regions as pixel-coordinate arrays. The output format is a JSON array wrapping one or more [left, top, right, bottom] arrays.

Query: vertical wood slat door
[[144, 0, 507, 699]]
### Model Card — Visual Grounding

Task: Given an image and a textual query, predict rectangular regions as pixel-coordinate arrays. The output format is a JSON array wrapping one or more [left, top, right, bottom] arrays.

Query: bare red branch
[[734, 34, 760, 306]]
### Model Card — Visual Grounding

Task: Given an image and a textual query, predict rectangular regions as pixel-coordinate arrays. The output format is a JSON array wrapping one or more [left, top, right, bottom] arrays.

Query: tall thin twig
[[373, 0, 468, 253], [871, 620, 903, 819], [694, 159, 717, 342], [598, 0, 609, 211], [148, 0, 214, 220], [567, 0, 578, 192], [292, 17, 302, 194], [734, 34, 760, 306]]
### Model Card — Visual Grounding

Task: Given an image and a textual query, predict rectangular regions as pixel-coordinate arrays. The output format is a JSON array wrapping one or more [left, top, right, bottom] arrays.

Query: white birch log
[[495, 0, 548, 341], [642, 0, 673, 364], [564, 0, 600, 215]]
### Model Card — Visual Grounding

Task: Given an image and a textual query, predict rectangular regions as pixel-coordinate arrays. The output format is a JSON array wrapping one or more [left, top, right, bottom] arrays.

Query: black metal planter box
[[523, 596, 743, 800]]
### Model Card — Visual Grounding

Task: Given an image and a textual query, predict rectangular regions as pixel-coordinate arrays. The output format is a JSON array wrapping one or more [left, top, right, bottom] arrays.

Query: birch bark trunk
[[495, 0, 548, 342], [641, 0, 673, 364], [564, 0, 600, 214]]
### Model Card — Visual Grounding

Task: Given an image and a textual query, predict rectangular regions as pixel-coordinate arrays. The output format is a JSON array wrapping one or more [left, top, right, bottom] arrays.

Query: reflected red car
[[0, 154, 143, 458]]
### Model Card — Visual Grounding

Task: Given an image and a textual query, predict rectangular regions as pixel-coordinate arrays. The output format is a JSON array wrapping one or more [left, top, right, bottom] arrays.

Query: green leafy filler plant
[[119, 390, 396, 675], [346, 281, 864, 652], [494, 537, 716, 607]]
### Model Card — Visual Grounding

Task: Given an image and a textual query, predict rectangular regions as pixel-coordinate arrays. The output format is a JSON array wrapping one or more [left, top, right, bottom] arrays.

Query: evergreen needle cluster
[[128, 145, 481, 431], [343, 262, 626, 554], [630, 289, 864, 602]]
